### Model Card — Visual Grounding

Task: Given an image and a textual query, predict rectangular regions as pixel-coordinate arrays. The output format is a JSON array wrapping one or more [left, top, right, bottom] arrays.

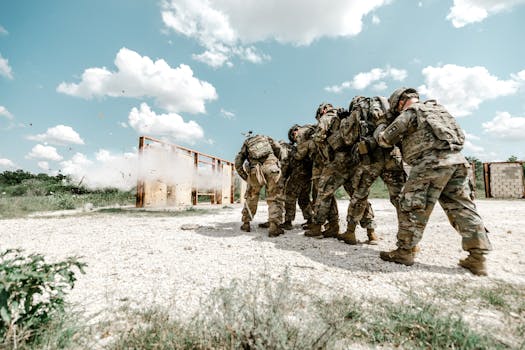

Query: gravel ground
[[1, 198, 524, 321]]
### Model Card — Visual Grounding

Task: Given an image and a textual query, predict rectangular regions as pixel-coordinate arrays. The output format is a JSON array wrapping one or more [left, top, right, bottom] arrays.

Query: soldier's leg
[[297, 180, 313, 222], [347, 165, 381, 229], [264, 161, 284, 236], [241, 172, 263, 231], [283, 178, 300, 223], [438, 164, 491, 275]]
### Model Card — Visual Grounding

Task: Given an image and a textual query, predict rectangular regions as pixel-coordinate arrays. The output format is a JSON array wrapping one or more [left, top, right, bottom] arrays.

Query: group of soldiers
[[234, 87, 492, 276]]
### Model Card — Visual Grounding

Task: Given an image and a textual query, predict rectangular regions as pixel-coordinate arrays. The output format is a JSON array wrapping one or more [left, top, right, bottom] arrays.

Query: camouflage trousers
[[241, 156, 284, 225], [313, 153, 374, 227], [396, 162, 492, 252], [284, 176, 313, 223], [347, 158, 406, 230]]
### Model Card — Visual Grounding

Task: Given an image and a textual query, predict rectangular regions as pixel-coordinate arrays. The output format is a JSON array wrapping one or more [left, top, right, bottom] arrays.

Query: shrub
[[0, 249, 86, 347]]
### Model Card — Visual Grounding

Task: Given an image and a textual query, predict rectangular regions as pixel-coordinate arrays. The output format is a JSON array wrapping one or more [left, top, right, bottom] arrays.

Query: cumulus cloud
[[26, 144, 63, 161], [0, 53, 13, 79], [418, 64, 522, 117], [0, 25, 7, 36], [161, 0, 391, 67], [27, 125, 85, 145], [57, 47, 217, 114], [482, 111, 525, 140], [447, 0, 525, 28], [463, 132, 485, 154], [37, 161, 50, 170], [0, 105, 13, 120], [325, 66, 407, 93], [220, 108, 235, 119], [0, 158, 15, 168], [128, 103, 204, 143]]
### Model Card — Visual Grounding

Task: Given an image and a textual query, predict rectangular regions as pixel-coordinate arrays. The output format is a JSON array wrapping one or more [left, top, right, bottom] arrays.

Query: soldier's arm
[[268, 137, 282, 159], [234, 144, 249, 180], [377, 110, 414, 147], [294, 139, 312, 160]]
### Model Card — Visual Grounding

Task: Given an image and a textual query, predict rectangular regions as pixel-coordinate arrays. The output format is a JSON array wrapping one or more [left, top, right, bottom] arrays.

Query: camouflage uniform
[[280, 138, 313, 225], [342, 96, 407, 238], [235, 135, 284, 235], [378, 91, 492, 275]]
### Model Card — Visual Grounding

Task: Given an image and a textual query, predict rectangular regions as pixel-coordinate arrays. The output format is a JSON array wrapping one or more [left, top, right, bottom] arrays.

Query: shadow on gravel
[[192, 220, 464, 276]]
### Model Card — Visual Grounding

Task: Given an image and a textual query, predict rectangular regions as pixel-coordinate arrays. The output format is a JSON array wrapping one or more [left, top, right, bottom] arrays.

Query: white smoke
[[60, 144, 229, 192]]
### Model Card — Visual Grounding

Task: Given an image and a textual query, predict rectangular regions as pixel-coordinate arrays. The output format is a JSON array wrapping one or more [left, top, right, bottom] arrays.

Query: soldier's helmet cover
[[288, 124, 300, 143], [315, 102, 333, 120], [348, 96, 365, 112], [388, 87, 418, 112]]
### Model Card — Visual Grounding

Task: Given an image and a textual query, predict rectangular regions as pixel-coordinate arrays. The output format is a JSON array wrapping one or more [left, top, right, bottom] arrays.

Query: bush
[[0, 249, 86, 347]]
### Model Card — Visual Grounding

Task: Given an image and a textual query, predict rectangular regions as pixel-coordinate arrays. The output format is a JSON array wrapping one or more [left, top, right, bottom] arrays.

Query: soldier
[[340, 96, 407, 245], [376, 87, 492, 276], [280, 124, 314, 230], [304, 103, 344, 237], [235, 133, 285, 237]]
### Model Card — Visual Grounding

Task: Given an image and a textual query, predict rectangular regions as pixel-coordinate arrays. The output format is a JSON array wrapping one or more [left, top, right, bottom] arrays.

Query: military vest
[[245, 135, 273, 160], [401, 100, 465, 165]]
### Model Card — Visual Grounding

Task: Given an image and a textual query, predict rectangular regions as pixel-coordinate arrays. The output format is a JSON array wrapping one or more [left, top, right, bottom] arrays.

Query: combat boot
[[366, 228, 378, 245], [304, 223, 323, 238], [268, 222, 284, 237], [280, 220, 293, 230], [379, 248, 414, 266], [340, 224, 357, 245], [258, 222, 270, 228], [301, 219, 313, 230], [412, 245, 421, 254], [240, 222, 251, 232], [459, 250, 487, 276], [322, 220, 339, 238]]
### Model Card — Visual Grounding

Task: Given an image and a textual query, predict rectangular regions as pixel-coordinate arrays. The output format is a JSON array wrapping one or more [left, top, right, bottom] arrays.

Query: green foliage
[[507, 155, 518, 162], [0, 249, 86, 346]]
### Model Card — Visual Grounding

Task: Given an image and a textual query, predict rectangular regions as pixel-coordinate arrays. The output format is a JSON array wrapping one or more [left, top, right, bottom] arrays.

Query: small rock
[[181, 224, 201, 230]]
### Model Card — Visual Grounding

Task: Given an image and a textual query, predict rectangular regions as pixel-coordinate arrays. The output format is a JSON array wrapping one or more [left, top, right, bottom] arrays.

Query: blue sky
[[1, 0, 524, 184]]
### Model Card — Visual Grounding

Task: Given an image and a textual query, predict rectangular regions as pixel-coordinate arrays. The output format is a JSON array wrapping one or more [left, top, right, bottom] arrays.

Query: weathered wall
[[487, 162, 524, 199]]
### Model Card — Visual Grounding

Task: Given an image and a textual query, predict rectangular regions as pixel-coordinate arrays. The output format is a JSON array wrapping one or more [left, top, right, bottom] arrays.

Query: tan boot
[[341, 228, 357, 245], [240, 222, 251, 232], [379, 248, 414, 266], [459, 250, 487, 276], [301, 219, 313, 230], [304, 223, 323, 237], [412, 245, 421, 254], [322, 220, 339, 238], [268, 222, 284, 237], [280, 220, 293, 230], [366, 228, 378, 245], [258, 222, 270, 228]]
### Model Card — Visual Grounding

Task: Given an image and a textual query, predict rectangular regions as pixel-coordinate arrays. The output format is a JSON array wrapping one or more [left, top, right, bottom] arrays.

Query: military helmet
[[388, 87, 419, 112], [288, 124, 300, 143], [315, 102, 333, 120], [348, 96, 365, 112]]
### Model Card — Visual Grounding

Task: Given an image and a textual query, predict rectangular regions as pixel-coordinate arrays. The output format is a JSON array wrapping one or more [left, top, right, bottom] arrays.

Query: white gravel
[[1, 199, 524, 320]]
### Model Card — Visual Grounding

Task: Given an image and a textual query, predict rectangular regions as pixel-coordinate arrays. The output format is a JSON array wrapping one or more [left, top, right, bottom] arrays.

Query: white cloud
[[447, 0, 525, 28], [26, 144, 63, 161], [372, 15, 381, 24], [128, 103, 204, 143], [325, 66, 407, 93], [0, 53, 13, 79], [0, 158, 15, 168], [119, 121, 128, 128], [463, 132, 484, 153], [0, 105, 13, 119], [482, 111, 525, 140], [57, 47, 218, 114], [220, 108, 235, 119], [27, 125, 85, 145], [37, 161, 50, 170], [418, 64, 522, 117], [0, 25, 7, 35], [161, 0, 391, 67]]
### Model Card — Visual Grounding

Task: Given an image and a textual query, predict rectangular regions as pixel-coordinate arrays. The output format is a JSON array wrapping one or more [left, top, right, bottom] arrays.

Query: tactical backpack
[[245, 134, 273, 160], [340, 96, 388, 146], [415, 100, 465, 151]]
